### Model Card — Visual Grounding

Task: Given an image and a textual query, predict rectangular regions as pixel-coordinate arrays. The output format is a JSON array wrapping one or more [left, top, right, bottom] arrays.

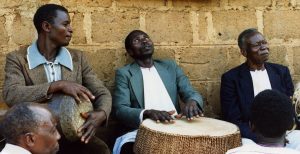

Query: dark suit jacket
[[113, 60, 203, 129], [220, 62, 294, 140], [3, 46, 112, 119]]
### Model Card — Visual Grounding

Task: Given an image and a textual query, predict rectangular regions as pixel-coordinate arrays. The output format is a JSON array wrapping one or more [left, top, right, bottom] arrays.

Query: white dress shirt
[[0, 144, 31, 154], [250, 69, 272, 96]]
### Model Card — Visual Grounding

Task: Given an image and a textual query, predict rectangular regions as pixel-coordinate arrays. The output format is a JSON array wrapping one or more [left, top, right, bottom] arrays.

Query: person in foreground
[[2, 4, 111, 153], [226, 90, 299, 154], [0, 102, 60, 154], [221, 28, 294, 140], [112, 30, 203, 154]]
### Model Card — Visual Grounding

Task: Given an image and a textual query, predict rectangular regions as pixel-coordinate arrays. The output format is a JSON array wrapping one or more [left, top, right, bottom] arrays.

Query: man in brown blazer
[[2, 4, 111, 154]]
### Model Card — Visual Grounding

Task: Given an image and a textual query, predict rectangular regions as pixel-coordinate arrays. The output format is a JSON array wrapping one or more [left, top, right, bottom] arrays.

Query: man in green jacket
[[113, 30, 203, 153]]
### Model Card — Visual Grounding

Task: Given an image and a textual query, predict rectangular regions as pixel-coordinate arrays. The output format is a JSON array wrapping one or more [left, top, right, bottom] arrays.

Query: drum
[[134, 117, 241, 154], [293, 83, 300, 129], [47, 94, 93, 141]]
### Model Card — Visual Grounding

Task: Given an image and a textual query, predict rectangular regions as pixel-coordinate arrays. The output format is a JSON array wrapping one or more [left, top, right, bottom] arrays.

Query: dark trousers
[[57, 136, 110, 154], [120, 142, 134, 154]]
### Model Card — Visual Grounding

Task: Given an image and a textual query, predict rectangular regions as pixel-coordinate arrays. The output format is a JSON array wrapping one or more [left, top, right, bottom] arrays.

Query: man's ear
[[41, 21, 52, 33], [24, 133, 36, 147], [241, 49, 247, 57], [127, 49, 133, 57]]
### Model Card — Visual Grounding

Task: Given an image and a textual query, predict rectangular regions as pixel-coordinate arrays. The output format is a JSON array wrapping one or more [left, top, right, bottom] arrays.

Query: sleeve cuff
[[139, 109, 146, 123]]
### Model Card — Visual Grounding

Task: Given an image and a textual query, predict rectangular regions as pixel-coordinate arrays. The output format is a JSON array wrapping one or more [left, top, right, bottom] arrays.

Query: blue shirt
[[27, 41, 73, 82]]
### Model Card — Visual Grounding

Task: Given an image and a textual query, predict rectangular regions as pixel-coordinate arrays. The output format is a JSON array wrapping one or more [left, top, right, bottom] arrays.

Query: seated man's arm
[[174, 61, 204, 112], [3, 52, 51, 106], [220, 74, 256, 140], [113, 69, 143, 129], [80, 54, 112, 119], [77, 53, 112, 143]]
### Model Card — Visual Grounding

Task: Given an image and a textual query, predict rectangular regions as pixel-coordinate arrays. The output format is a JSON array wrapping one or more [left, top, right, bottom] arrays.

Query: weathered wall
[[0, 0, 300, 118]]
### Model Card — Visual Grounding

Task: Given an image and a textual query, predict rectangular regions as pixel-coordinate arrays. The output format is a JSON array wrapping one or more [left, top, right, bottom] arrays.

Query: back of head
[[0, 102, 40, 144], [250, 90, 294, 138], [125, 30, 148, 52], [238, 28, 259, 50], [33, 4, 68, 33]]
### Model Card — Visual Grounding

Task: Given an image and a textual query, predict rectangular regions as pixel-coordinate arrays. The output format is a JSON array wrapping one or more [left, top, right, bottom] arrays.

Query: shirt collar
[[27, 41, 73, 70], [1, 143, 32, 154]]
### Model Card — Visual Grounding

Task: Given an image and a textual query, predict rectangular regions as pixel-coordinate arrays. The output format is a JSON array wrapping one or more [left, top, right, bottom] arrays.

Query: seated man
[[113, 30, 203, 153], [0, 102, 60, 154], [226, 90, 299, 154], [221, 28, 294, 140], [2, 4, 111, 154]]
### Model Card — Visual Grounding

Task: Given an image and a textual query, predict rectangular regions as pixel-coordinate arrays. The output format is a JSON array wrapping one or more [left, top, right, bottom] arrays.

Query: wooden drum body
[[134, 117, 241, 154]]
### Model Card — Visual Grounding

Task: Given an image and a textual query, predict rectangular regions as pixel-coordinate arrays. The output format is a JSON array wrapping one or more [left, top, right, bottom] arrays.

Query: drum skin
[[48, 94, 93, 141], [134, 117, 241, 154]]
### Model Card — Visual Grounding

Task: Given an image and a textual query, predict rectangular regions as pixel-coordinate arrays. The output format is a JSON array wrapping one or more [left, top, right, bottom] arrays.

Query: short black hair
[[0, 103, 44, 144], [250, 90, 294, 138], [125, 30, 148, 52], [33, 4, 68, 33], [237, 28, 259, 50]]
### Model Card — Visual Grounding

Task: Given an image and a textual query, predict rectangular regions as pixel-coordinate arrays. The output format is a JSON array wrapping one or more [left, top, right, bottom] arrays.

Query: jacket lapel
[[61, 65, 74, 81], [238, 63, 254, 104], [129, 63, 144, 108], [25, 61, 48, 85], [265, 63, 280, 90]]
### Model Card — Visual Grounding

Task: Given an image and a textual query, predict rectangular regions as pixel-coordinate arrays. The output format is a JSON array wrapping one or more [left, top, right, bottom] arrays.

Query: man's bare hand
[[49, 80, 95, 103], [143, 110, 175, 123], [175, 100, 203, 120], [78, 110, 106, 144]]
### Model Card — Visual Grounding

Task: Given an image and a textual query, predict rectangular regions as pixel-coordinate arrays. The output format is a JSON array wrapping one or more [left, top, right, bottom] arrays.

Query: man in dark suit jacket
[[220, 28, 294, 140]]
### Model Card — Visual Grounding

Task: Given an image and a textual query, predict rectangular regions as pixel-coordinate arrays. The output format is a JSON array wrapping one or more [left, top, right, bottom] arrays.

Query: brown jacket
[[3, 46, 112, 118]]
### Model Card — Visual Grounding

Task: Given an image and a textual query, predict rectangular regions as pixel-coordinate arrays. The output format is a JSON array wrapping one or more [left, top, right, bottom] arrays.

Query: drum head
[[48, 94, 93, 141], [142, 117, 239, 137]]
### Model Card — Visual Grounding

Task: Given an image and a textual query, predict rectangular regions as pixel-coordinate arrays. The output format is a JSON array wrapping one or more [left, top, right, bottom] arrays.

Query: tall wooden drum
[[134, 117, 241, 154]]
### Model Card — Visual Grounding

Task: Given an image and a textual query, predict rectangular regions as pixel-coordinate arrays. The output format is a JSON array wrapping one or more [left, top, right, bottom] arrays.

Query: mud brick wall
[[1, 0, 300, 118]]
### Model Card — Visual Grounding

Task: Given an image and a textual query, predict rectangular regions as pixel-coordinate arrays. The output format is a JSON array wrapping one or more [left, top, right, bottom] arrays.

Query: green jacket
[[113, 59, 203, 129]]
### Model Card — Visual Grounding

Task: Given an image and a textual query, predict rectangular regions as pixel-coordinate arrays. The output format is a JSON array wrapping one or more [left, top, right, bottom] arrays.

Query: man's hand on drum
[[49, 80, 95, 103], [144, 109, 176, 123], [78, 110, 106, 144], [175, 100, 203, 120]]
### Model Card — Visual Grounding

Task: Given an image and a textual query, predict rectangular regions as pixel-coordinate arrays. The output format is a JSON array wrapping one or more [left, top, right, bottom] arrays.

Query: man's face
[[30, 108, 60, 154], [128, 33, 154, 60], [48, 10, 72, 47], [244, 33, 269, 65]]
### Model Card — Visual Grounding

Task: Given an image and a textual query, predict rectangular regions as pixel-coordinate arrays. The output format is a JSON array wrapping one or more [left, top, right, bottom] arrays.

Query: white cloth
[[226, 138, 300, 154], [113, 130, 137, 154], [139, 66, 178, 122], [0, 144, 31, 154], [250, 69, 272, 96], [113, 66, 177, 154], [286, 130, 300, 151], [141, 66, 177, 116]]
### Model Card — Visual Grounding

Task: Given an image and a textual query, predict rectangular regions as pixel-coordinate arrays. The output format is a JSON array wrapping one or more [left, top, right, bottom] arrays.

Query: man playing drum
[[2, 4, 111, 154], [221, 28, 300, 150], [113, 30, 204, 153]]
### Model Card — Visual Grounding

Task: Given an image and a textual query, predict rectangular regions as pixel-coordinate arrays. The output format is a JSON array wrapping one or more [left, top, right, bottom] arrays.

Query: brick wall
[[0, 0, 300, 117]]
